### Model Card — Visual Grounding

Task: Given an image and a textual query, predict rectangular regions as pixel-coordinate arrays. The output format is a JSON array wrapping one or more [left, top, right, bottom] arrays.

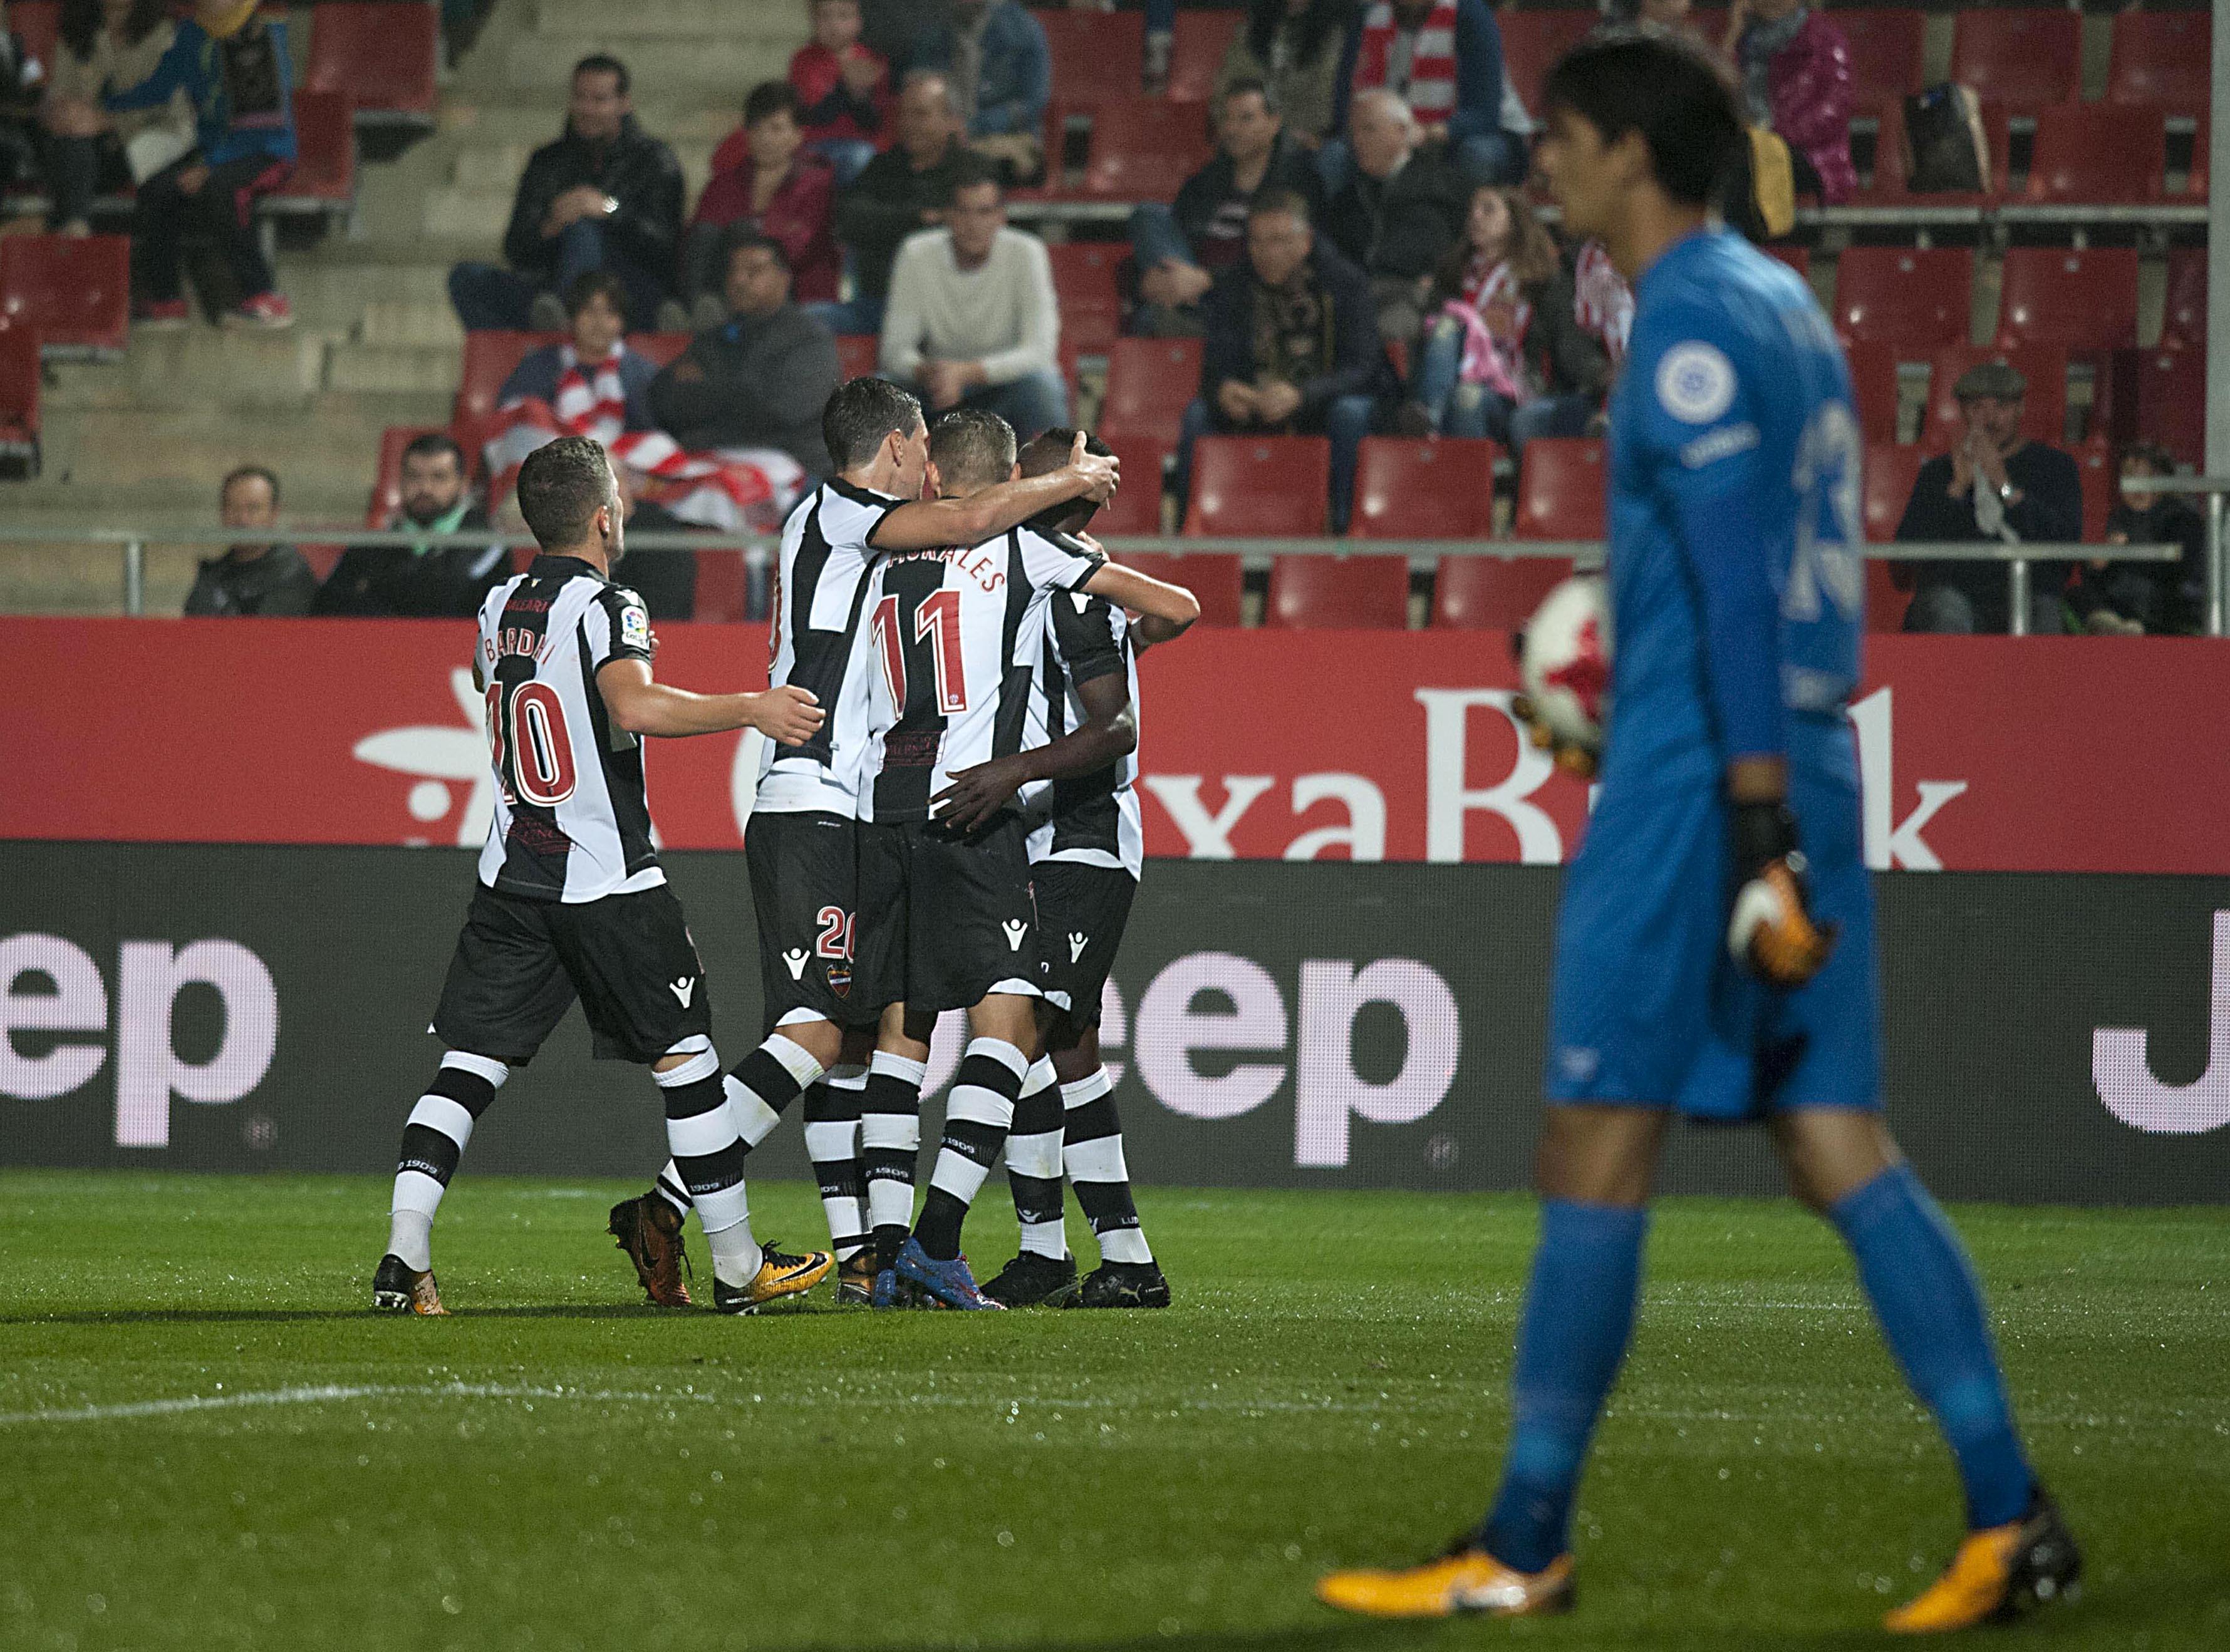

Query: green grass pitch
[[3, 1172, 2225, 1652]]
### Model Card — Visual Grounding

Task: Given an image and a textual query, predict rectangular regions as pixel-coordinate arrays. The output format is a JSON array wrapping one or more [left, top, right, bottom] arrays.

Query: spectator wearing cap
[[1219, 0, 1351, 150], [835, 68, 970, 336], [879, 154, 1066, 440], [494, 271, 658, 435], [2068, 443, 2206, 636], [789, 0, 889, 187], [184, 465, 315, 616], [685, 80, 841, 329], [910, 0, 1050, 182], [316, 434, 502, 618], [1896, 359, 2082, 634], [1322, 88, 1468, 344], [1332, 0, 1523, 188]]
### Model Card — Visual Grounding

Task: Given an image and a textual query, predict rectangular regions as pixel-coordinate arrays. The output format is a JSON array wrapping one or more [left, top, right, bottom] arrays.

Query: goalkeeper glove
[[1727, 799, 1836, 988]]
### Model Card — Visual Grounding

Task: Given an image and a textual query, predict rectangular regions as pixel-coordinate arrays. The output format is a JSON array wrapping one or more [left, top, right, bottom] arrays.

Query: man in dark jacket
[[1896, 359, 2083, 634], [1129, 78, 1327, 338], [833, 68, 968, 332], [1323, 89, 1469, 343], [314, 434, 504, 618], [1181, 192, 1380, 531], [184, 465, 316, 616], [2069, 441, 2206, 636], [648, 232, 841, 478], [447, 56, 685, 333]]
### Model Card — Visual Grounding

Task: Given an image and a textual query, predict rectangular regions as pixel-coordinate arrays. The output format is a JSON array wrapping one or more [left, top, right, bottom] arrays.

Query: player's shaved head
[[1019, 427, 1112, 535], [517, 436, 616, 554], [928, 408, 1017, 495], [1542, 26, 1745, 208], [824, 376, 926, 472]]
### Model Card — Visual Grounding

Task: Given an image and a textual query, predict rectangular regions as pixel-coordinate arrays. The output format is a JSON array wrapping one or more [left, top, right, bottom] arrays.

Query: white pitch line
[[0, 1381, 726, 1427]]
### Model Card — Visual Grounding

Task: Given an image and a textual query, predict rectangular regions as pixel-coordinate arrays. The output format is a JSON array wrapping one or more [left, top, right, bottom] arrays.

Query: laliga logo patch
[[619, 601, 651, 653], [1656, 342, 1736, 425]]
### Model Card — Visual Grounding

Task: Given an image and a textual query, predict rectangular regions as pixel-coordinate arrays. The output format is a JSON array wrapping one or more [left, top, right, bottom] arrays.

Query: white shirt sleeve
[[1018, 527, 1105, 595]]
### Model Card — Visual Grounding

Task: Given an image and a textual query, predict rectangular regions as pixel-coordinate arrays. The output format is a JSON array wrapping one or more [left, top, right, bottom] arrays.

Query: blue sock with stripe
[[1831, 1164, 2033, 1529], [1476, 1199, 1649, 1572]]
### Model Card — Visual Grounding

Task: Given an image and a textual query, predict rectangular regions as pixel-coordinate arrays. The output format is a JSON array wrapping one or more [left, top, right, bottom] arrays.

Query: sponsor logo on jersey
[[1002, 919, 1029, 952], [1068, 931, 1089, 963], [782, 948, 809, 981], [668, 977, 695, 1007]]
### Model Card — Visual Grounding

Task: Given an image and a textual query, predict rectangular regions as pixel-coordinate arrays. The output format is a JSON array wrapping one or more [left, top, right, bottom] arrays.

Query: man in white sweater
[[877, 153, 1068, 439]]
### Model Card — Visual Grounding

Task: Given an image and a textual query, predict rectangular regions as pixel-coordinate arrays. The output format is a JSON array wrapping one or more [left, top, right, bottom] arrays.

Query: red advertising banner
[[6, 618, 2227, 873]]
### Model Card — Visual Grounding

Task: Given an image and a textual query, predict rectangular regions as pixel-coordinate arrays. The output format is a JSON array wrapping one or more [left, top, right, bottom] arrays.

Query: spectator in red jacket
[[685, 80, 841, 329], [789, 0, 888, 187], [1723, 0, 1854, 206]]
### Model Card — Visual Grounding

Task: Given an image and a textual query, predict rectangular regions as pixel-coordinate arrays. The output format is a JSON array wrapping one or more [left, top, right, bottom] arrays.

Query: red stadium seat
[[1118, 550, 1243, 626], [1185, 435, 1330, 537], [1863, 441, 1926, 545], [1167, 9, 1243, 104], [304, 2, 437, 121], [1039, 9, 1145, 105], [1098, 337, 1202, 445], [2077, 441, 2115, 545], [836, 333, 879, 381], [0, 234, 128, 358], [693, 552, 747, 623], [1855, 95, 2010, 205], [2023, 103, 2165, 206], [11, 1, 54, 70], [1074, 99, 1216, 202], [274, 88, 356, 207], [1350, 438, 1498, 540], [1431, 554, 1570, 631], [1265, 555, 1411, 629], [0, 319, 39, 472], [1994, 249, 2140, 353], [1835, 8, 1929, 107], [1842, 339, 1904, 446], [2162, 247, 2206, 349], [1919, 346, 2069, 450], [1513, 438, 1605, 542], [630, 331, 692, 369], [2130, 348, 2206, 469], [2187, 118, 2209, 200], [1763, 244, 1811, 282], [1949, 8, 2081, 117], [1045, 240, 1126, 351], [1091, 436, 1169, 537], [369, 425, 450, 527], [1499, 8, 1596, 116], [1831, 246, 1972, 351], [1865, 559, 1910, 632], [2107, 10, 2211, 118], [454, 331, 563, 427]]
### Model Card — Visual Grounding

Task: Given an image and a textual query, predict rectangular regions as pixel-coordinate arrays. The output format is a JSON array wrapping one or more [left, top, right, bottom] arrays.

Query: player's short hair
[[401, 431, 466, 473], [723, 227, 790, 272], [929, 408, 1017, 493], [823, 376, 925, 470], [573, 54, 629, 97], [1018, 426, 1112, 535], [516, 436, 615, 550], [745, 80, 801, 128], [1542, 26, 1745, 209], [219, 464, 279, 507], [945, 150, 1002, 205], [1248, 188, 1312, 224], [564, 269, 629, 323]]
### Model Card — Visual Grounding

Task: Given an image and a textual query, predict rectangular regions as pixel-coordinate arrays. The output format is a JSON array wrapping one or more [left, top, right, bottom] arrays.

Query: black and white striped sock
[[862, 1051, 925, 1268], [655, 1039, 760, 1286], [916, 1038, 1029, 1261], [726, 1034, 824, 1151], [1005, 1057, 1067, 1259], [387, 1051, 509, 1270], [1061, 1066, 1152, 1265], [650, 1164, 692, 1224], [804, 1065, 869, 1261]]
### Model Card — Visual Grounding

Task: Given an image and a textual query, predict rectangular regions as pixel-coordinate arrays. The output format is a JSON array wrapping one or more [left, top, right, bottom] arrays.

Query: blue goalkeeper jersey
[[1600, 228, 1864, 797]]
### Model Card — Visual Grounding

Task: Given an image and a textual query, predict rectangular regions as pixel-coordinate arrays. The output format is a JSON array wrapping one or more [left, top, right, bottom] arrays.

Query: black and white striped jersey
[[857, 525, 1105, 826], [1024, 592, 1144, 879], [474, 554, 661, 904], [757, 479, 904, 817]]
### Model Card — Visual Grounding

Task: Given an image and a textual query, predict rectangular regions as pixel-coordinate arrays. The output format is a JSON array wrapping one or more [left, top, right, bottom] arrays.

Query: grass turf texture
[[1, 1174, 2224, 1652]]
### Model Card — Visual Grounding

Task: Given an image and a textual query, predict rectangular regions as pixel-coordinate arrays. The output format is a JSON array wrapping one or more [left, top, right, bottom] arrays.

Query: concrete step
[[326, 341, 467, 396], [501, 34, 790, 100], [38, 329, 334, 411], [358, 299, 467, 350], [529, 0, 800, 45]]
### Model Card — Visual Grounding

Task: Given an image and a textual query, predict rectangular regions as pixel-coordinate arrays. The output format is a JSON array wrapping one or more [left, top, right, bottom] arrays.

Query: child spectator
[[2070, 443, 2207, 636], [789, 0, 888, 186], [686, 81, 841, 328]]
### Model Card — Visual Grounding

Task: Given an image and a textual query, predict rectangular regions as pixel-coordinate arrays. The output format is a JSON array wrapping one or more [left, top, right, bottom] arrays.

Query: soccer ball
[[1518, 574, 1613, 754]]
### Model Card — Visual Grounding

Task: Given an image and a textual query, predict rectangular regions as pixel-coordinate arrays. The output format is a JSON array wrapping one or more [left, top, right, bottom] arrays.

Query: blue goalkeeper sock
[[1476, 1199, 1649, 1572], [1830, 1163, 2034, 1530]]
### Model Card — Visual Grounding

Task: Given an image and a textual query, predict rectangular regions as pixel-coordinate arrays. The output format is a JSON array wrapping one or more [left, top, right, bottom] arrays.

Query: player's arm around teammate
[[595, 658, 823, 744], [869, 428, 1121, 552]]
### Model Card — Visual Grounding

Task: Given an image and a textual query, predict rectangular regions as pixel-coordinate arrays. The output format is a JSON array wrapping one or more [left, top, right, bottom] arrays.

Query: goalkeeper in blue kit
[[1316, 28, 2078, 1633]]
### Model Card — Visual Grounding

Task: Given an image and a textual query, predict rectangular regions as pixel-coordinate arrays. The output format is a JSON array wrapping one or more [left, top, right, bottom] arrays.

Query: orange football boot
[[1886, 1492, 2081, 1634], [1316, 1545, 1575, 1619]]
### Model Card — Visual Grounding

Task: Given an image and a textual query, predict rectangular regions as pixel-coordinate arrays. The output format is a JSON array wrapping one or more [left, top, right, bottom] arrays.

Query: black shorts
[[432, 882, 712, 1065], [1030, 860, 1137, 1031], [855, 813, 1040, 1014], [745, 807, 884, 1031]]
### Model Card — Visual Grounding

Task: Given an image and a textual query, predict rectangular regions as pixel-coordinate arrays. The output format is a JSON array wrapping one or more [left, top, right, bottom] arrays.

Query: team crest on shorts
[[824, 959, 852, 998]]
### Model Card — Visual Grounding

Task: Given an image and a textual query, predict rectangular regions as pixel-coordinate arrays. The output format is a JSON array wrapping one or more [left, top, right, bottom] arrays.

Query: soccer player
[[849, 410, 1200, 1311], [604, 379, 1122, 1308], [1314, 29, 2079, 1633], [373, 436, 831, 1317]]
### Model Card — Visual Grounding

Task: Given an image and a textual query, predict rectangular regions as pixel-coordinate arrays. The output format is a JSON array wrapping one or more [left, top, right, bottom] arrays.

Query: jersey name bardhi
[[757, 479, 903, 817], [474, 555, 660, 903], [858, 525, 1104, 825], [1025, 592, 1144, 879]]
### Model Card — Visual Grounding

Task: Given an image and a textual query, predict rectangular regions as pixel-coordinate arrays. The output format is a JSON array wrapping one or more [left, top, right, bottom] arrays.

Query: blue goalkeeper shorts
[[1544, 765, 1880, 1120]]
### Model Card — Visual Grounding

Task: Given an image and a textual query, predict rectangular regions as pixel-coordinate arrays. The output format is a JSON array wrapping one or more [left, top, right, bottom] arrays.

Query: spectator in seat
[[40, 0, 189, 238], [100, 0, 296, 329], [1723, 0, 1854, 208], [685, 81, 840, 331], [494, 271, 657, 435], [447, 55, 684, 335], [836, 69, 969, 336], [316, 433, 502, 619], [1896, 360, 2082, 634], [1399, 184, 1609, 452], [1335, 0, 1522, 187], [185, 464, 314, 616], [0, 3, 47, 200], [879, 154, 1065, 440], [651, 231, 841, 480], [1131, 77, 1327, 338], [790, 0, 889, 187], [2069, 443, 2206, 636], [1219, 0, 1351, 152], [1323, 88, 1467, 344], [910, 0, 1050, 182], [1185, 189, 1377, 531]]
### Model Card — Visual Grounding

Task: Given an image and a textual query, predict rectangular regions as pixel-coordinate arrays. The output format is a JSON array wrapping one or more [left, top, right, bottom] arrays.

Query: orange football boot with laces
[[1316, 1545, 1575, 1619]]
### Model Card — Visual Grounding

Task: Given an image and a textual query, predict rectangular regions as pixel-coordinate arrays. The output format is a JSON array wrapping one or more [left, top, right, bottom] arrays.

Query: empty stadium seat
[[1118, 551, 1244, 626], [370, 425, 450, 526], [1099, 338, 1203, 445], [1498, 8, 1597, 116], [454, 331, 563, 428], [2129, 348, 2206, 469], [1351, 438, 1498, 540], [1185, 436, 1330, 537], [2162, 247, 2206, 349], [1832, 246, 1972, 352], [1265, 555, 1411, 629], [304, 2, 437, 123], [0, 235, 128, 358], [1040, 9, 1145, 105], [1167, 9, 1244, 104], [1091, 436, 1169, 537], [1949, 8, 2081, 116], [1842, 339, 1904, 446], [631, 331, 693, 370], [1045, 240, 1126, 351], [1763, 244, 1811, 282], [2024, 104, 2165, 206], [263, 88, 355, 229], [0, 320, 39, 473], [1994, 249, 2140, 353], [1512, 439, 1605, 541], [1074, 99, 1216, 202], [836, 333, 879, 381], [1919, 346, 2070, 449], [1865, 559, 1910, 632], [1835, 8, 1929, 107], [12, 3, 56, 79], [1863, 441, 1926, 544], [1431, 554, 1570, 631], [2107, 9, 2210, 118]]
